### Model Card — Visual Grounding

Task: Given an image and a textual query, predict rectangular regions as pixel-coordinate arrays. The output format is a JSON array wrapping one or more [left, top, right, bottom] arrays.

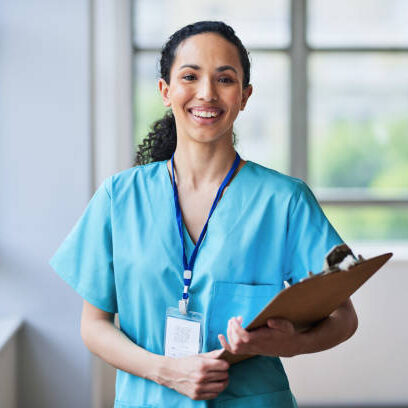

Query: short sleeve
[[49, 178, 117, 313], [284, 180, 345, 286]]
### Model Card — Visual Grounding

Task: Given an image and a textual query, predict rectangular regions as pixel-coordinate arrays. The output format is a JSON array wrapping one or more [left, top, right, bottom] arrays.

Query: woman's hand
[[160, 349, 230, 401], [218, 316, 300, 358], [218, 298, 358, 358]]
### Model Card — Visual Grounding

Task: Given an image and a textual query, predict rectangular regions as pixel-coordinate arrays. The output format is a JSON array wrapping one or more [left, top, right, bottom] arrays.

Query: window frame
[[290, 0, 408, 206], [131, 0, 408, 207]]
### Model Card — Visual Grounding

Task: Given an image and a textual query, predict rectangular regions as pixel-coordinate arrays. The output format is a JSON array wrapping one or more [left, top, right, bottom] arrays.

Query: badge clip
[[178, 298, 189, 314]]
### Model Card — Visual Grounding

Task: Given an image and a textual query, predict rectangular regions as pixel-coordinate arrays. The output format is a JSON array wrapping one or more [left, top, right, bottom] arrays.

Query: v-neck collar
[[162, 158, 251, 248]]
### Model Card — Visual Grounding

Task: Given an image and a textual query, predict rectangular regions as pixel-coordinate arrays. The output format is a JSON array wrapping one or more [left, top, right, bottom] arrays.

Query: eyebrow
[[178, 64, 238, 74]]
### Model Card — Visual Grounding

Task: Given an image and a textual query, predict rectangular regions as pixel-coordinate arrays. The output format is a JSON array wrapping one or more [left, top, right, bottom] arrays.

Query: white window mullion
[[91, 0, 134, 191], [90, 1, 133, 408], [290, 0, 309, 182]]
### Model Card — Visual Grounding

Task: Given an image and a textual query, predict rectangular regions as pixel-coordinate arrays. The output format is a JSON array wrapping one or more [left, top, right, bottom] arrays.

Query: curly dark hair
[[133, 20, 251, 166]]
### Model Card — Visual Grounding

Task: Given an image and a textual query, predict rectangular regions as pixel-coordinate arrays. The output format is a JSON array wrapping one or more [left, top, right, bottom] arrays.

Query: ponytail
[[133, 109, 177, 166]]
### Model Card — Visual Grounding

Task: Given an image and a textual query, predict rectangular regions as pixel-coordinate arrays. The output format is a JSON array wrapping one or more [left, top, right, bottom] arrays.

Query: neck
[[170, 141, 237, 191]]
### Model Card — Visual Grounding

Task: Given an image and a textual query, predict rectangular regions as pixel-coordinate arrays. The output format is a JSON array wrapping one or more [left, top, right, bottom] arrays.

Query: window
[[307, 0, 408, 243], [132, 0, 408, 243]]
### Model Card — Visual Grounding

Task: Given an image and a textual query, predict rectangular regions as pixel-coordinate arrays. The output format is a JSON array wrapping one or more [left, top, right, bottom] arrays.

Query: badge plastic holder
[[164, 306, 203, 358]]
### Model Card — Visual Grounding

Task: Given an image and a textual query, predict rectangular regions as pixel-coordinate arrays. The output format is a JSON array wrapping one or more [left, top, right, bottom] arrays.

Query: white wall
[[0, 1, 92, 407], [0, 319, 22, 408], [0, 338, 17, 408]]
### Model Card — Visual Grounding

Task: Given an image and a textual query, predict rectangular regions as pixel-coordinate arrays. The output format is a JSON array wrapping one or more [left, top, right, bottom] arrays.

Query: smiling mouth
[[189, 108, 222, 118], [188, 109, 224, 124]]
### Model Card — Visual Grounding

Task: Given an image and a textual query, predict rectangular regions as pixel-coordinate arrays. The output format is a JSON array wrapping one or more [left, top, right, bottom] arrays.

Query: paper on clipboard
[[218, 245, 393, 364]]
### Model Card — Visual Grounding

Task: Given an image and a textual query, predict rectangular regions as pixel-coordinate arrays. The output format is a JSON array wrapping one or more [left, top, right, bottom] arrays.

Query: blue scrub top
[[49, 159, 344, 408]]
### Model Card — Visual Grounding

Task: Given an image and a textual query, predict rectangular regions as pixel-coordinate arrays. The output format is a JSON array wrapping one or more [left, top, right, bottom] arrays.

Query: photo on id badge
[[164, 306, 204, 358]]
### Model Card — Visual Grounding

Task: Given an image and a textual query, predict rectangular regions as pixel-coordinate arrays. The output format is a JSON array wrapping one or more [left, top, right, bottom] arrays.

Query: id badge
[[164, 306, 203, 358]]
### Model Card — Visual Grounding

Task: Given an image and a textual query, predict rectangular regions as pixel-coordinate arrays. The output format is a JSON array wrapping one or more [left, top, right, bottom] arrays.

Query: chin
[[190, 125, 234, 143], [190, 131, 229, 145]]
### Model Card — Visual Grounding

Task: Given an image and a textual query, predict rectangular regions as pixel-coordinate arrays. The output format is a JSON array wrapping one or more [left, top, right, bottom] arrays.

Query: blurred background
[[0, 0, 407, 407]]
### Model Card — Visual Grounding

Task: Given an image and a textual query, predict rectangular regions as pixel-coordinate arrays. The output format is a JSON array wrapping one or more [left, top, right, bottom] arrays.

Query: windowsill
[[349, 241, 408, 263], [0, 317, 23, 351]]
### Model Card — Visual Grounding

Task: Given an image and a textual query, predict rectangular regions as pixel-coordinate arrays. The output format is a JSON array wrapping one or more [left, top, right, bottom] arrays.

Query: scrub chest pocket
[[207, 280, 281, 351]]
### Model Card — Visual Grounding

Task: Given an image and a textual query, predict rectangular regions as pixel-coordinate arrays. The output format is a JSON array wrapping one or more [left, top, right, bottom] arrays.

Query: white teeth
[[191, 110, 220, 118]]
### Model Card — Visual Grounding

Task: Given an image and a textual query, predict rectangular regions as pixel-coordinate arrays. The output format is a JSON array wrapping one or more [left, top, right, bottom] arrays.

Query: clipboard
[[218, 250, 393, 364]]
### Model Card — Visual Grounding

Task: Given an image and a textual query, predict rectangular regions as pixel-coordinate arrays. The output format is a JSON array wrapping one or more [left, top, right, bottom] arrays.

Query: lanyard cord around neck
[[170, 152, 241, 313]]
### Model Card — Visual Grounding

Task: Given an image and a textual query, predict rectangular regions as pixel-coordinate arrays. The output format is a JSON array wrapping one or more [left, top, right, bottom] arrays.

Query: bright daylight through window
[[132, 0, 408, 242]]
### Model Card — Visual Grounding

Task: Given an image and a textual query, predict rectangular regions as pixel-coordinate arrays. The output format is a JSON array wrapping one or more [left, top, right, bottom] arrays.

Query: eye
[[182, 74, 196, 81], [219, 77, 234, 84]]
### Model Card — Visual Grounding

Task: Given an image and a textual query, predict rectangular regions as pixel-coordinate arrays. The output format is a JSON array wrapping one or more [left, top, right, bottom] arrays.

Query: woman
[[49, 21, 358, 407]]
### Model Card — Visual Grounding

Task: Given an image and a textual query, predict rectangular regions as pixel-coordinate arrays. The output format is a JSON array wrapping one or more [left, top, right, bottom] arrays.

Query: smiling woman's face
[[159, 32, 252, 145]]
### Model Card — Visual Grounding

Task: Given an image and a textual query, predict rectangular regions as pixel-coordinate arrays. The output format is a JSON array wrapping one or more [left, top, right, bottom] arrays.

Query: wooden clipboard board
[[219, 252, 393, 364]]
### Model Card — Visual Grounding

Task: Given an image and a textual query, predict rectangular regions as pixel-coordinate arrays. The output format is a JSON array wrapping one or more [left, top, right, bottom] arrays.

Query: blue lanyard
[[171, 152, 241, 313]]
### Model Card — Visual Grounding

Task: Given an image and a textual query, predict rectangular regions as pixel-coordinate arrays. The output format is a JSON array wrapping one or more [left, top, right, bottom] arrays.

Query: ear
[[158, 78, 171, 107], [240, 84, 253, 111]]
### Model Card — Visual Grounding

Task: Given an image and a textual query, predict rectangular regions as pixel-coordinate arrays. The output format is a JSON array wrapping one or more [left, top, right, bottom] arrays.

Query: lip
[[188, 106, 224, 113], [188, 108, 224, 125]]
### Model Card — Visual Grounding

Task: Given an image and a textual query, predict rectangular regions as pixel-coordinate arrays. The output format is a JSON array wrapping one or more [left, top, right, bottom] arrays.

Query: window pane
[[133, 52, 167, 149], [308, 0, 408, 47], [133, 0, 290, 48], [133, 52, 289, 174], [309, 53, 408, 198], [235, 53, 288, 173], [322, 206, 408, 242]]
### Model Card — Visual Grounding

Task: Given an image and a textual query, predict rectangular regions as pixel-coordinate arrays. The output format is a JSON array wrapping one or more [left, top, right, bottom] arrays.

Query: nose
[[197, 76, 218, 102]]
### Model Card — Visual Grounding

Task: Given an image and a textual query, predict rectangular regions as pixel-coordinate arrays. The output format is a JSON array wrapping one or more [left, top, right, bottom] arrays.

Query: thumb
[[267, 318, 294, 332], [200, 348, 225, 359]]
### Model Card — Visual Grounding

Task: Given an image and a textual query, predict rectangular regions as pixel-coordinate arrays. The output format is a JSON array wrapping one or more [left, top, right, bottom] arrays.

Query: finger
[[227, 318, 240, 348], [196, 384, 228, 400], [266, 318, 279, 329], [228, 318, 245, 353], [231, 317, 252, 349], [198, 392, 222, 401], [218, 334, 231, 351], [199, 370, 229, 383], [267, 318, 294, 333], [198, 352, 229, 371], [232, 317, 250, 339], [199, 378, 229, 394], [269, 319, 295, 333], [200, 349, 224, 359]]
